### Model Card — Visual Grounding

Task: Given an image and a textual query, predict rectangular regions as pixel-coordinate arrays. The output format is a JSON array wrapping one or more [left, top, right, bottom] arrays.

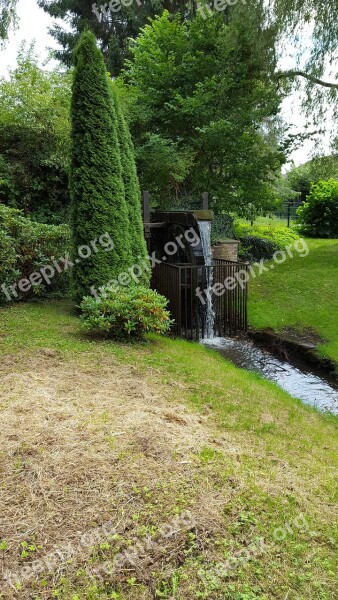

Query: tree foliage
[[272, 0, 338, 132], [111, 83, 149, 285], [297, 178, 338, 238], [273, 0, 338, 79], [0, 45, 71, 223], [120, 8, 284, 214], [0, 0, 17, 42], [70, 30, 131, 302], [38, 0, 194, 76], [286, 154, 338, 202]]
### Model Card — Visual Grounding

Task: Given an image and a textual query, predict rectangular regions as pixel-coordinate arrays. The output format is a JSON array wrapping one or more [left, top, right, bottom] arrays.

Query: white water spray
[[198, 221, 215, 339]]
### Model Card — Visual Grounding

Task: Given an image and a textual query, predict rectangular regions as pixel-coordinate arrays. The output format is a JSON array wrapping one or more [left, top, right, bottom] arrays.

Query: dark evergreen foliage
[[70, 30, 130, 302], [37, 0, 196, 76], [111, 84, 149, 284]]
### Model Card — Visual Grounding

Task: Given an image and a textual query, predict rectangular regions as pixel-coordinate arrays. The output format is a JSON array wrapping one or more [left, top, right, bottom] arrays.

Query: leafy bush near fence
[[238, 235, 280, 262], [234, 221, 300, 262], [0, 204, 71, 301], [297, 178, 338, 238], [211, 213, 234, 245], [80, 286, 172, 341]]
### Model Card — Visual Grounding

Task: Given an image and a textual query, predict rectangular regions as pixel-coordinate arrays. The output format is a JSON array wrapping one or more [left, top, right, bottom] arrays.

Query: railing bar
[[190, 267, 193, 340], [151, 260, 248, 339], [178, 268, 182, 337]]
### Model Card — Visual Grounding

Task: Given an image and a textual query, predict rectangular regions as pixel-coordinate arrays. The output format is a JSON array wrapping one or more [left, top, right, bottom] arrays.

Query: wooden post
[[143, 191, 151, 251], [143, 190, 150, 224], [287, 200, 292, 228], [202, 192, 209, 210]]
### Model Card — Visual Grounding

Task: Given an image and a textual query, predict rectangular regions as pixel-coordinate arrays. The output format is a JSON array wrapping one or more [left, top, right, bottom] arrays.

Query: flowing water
[[198, 221, 215, 339], [202, 336, 338, 415], [197, 221, 337, 414]]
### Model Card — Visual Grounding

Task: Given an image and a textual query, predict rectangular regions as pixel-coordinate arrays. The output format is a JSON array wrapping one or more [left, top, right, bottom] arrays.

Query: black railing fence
[[272, 200, 302, 225], [152, 259, 249, 340]]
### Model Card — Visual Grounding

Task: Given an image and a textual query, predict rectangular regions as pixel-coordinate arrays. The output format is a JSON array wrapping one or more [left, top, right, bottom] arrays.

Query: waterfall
[[198, 221, 215, 339]]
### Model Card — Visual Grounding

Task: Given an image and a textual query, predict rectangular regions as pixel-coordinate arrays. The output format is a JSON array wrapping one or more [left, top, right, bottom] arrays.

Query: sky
[[0, 0, 334, 169]]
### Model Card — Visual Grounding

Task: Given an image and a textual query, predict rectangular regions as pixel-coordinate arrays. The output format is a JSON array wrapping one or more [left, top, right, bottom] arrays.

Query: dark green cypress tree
[[111, 84, 150, 286], [70, 30, 131, 302]]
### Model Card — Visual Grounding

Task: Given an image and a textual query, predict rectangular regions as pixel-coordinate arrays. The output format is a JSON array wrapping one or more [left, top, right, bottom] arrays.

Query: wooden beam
[[143, 190, 150, 224]]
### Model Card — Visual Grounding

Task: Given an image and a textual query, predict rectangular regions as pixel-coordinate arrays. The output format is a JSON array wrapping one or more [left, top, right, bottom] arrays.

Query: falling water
[[198, 221, 215, 339]]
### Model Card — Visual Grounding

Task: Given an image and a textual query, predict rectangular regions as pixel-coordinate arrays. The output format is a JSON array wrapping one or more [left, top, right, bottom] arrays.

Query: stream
[[202, 336, 338, 415], [197, 221, 337, 415]]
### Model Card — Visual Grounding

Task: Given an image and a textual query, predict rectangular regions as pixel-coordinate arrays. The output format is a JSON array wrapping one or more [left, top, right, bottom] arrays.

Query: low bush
[[235, 222, 299, 247], [297, 178, 338, 238], [80, 286, 173, 341], [238, 235, 280, 263], [235, 221, 300, 262], [0, 204, 71, 302]]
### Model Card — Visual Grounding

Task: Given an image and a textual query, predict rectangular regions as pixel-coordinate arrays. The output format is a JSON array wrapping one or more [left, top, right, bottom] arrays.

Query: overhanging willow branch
[[277, 70, 338, 89]]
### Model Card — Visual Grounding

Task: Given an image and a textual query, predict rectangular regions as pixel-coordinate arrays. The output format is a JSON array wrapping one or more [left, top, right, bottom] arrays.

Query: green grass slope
[[248, 239, 338, 364]]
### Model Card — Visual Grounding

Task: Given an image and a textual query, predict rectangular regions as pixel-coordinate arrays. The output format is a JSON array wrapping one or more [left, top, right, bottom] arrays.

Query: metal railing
[[152, 259, 249, 340]]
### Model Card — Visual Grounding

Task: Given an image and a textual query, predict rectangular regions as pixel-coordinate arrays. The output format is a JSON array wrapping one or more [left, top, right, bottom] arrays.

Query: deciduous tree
[[0, 0, 17, 42], [0, 45, 71, 223], [120, 8, 284, 214]]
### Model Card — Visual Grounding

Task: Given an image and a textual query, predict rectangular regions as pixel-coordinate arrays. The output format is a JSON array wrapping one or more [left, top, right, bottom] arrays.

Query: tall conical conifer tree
[[70, 30, 131, 302], [111, 84, 150, 286]]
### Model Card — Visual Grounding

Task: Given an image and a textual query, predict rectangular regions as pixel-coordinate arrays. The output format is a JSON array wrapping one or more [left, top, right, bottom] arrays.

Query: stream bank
[[248, 327, 337, 377], [202, 336, 338, 415]]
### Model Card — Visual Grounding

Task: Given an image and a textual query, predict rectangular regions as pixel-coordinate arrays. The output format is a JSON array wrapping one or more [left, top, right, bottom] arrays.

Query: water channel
[[202, 336, 338, 415]]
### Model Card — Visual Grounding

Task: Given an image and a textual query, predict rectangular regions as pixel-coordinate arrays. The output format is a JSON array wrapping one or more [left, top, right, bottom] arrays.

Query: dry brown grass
[[0, 314, 337, 599], [0, 348, 238, 599]]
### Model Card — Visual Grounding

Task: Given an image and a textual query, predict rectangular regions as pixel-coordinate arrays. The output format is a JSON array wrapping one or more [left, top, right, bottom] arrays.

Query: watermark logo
[[3, 511, 196, 591], [198, 513, 312, 588], [197, 0, 247, 20], [90, 226, 200, 301], [92, 0, 142, 22], [0, 225, 201, 304], [195, 238, 309, 306], [92, 0, 247, 23], [0, 232, 114, 303]]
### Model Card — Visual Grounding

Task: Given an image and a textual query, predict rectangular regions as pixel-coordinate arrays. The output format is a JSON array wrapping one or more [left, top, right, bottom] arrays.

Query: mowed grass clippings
[[0, 301, 337, 599]]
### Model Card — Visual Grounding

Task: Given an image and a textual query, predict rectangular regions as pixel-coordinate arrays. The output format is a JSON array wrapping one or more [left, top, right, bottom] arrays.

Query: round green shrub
[[234, 222, 299, 247], [297, 178, 338, 238], [80, 286, 172, 341]]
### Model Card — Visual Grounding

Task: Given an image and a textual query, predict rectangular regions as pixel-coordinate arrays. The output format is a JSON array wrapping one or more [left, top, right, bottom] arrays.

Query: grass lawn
[[0, 301, 337, 599], [248, 238, 338, 365]]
